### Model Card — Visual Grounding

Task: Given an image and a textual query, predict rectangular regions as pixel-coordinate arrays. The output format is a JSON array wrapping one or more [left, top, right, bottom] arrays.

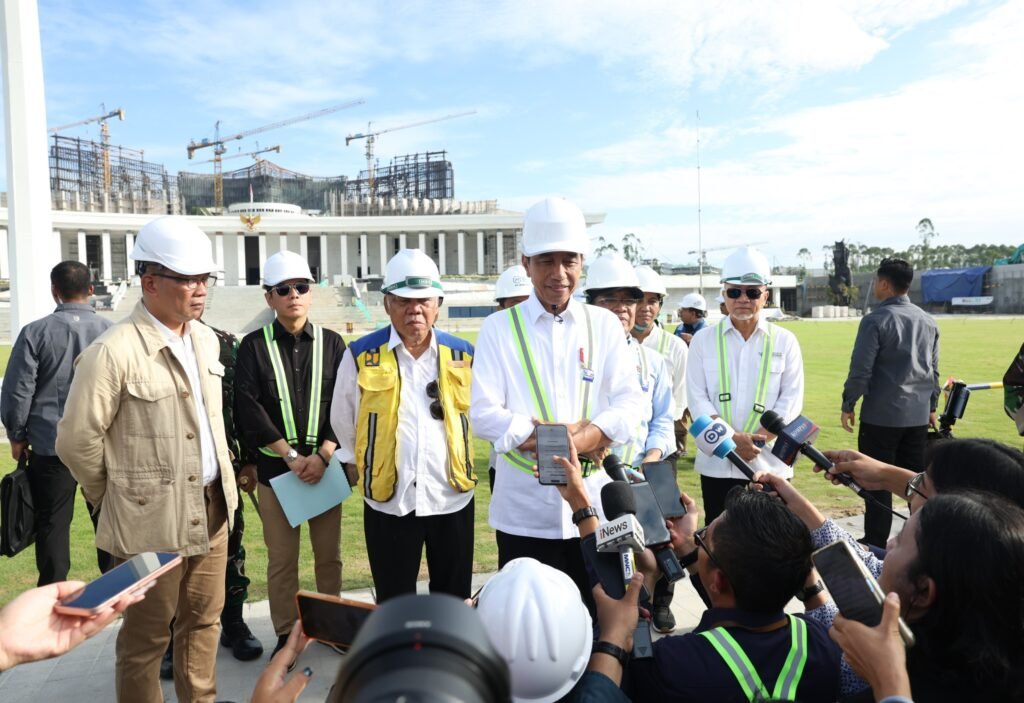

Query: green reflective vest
[[257, 323, 324, 456], [715, 322, 777, 434], [699, 616, 809, 702]]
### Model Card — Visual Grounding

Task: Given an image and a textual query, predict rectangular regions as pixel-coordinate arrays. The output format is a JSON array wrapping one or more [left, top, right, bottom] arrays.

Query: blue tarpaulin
[[920, 266, 990, 303]]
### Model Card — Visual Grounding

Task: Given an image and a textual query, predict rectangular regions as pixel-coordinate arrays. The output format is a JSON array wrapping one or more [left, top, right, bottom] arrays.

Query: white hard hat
[[131, 216, 218, 276], [495, 264, 532, 301], [521, 197, 589, 257], [720, 246, 772, 285], [263, 250, 314, 286], [634, 265, 667, 296], [583, 252, 642, 296], [382, 249, 444, 298], [715, 294, 725, 305], [476, 558, 592, 703], [679, 292, 707, 311]]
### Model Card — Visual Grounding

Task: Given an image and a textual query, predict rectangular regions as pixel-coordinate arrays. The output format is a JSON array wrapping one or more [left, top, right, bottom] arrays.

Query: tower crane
[[345, 110, 475, 198], [48, 106, 125, 191], [187, 99, 364, 211], [197, 144, 281, 165]]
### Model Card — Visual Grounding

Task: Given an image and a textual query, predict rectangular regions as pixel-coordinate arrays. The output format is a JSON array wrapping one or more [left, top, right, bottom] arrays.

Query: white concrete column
[[399, 232, 407, 251], [418, 231, 426, 252], [214, 233, 225, 285], [125, 232, 135, 279], [279, 232, 288, 253], [319, 234, 328, 280], [0, 229, 8, 279], [101, 231, 112, 284], [476, 230, 485, 275], [258, 235, 267, 283], [457, 231, 466, 275], [379, 233, 387, 272], [496, 230, 504, 273], [76, 230, 87, 265], [300, 233, 309, 267], [438, 232, 447, 275], [360, 233, 368, 277], [236, 233, 246, 285], [340, 234, 349, 280]]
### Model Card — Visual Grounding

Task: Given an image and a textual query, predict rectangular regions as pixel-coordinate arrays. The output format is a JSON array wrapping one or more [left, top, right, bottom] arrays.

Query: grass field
[[0, 317, 1020, 604]]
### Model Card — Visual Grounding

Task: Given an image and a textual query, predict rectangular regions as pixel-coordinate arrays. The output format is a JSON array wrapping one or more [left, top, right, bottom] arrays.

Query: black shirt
[[234, 319, 346, 485]]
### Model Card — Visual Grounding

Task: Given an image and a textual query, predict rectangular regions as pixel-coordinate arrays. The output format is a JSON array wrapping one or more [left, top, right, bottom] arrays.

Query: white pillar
[[214, 233, 225, 285], [340, 234, 349, 281], [258, 235, 267, 283], [319, 234, 328, 280], [399, 232, 407, 251], [2, 0, 60, 335], [300, 233, 308, 266], [77, 230, 87, 265], [279, 231, 288, 253], [476, 230, 485, 275], [457, 231, 466, 275], [360, 233, 368, 277], [418, 231, 426, 252], [0, 229, 8, 279], [101, 231, 112, 284], [379, 233, 388, 273], [236, 233, 246, 286], [438, 232, 447, 275], [495, 230, 504, 273]]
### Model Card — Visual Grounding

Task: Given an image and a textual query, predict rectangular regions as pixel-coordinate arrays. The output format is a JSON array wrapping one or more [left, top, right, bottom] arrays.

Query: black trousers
[[700, 475, 752, 526], [26, 454, 78, 585], [858, 422, 928, 547], [364, 497, 474, 604], [496, 530, 595, 614]]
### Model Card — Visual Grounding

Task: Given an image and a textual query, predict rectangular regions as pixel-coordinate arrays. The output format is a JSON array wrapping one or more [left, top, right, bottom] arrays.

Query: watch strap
[[571, 506, 599, 525], [796, 578, 825, 601], [679, 547, 699, 569], [593, 640, 630, 667]]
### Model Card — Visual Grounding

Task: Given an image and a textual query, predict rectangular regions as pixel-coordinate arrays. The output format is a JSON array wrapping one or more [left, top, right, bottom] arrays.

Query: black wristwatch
[[678, 547, 699, 569], [796, 578, 825, 601], [593, 640, 630, 667], [572, 506, 599, 525]]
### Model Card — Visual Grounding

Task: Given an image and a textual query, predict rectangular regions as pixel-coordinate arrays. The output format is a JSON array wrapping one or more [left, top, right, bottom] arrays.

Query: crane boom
[[197, 144, 281, 165], [47, 107, 124, 134]]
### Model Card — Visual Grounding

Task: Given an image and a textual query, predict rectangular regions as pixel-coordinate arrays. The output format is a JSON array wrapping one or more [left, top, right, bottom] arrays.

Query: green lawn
[[0, 318, 1021, 604]]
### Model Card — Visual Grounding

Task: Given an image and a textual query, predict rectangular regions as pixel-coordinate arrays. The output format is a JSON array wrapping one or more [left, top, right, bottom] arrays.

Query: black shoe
[[159, 644, 173, 680], [652, 605, 676, 634], [220, 619, 264, 661], [271, 633, 296, 673]]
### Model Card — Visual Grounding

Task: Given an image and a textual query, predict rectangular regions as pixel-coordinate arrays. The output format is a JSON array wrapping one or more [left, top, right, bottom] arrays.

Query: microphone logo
[[703, 422, 727, 444]]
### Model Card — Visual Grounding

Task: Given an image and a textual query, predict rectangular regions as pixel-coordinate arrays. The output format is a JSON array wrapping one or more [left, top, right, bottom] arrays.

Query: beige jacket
[[56, 301, 237, 559]]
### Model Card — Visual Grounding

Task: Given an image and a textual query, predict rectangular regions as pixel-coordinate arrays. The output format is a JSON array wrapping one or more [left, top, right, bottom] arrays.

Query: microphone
[[688, 415, 757, 480], [551, 303, 563, 323], [603, 454, 630, 483], [597, 482, 645, 586], [760, 410, 863, 495]]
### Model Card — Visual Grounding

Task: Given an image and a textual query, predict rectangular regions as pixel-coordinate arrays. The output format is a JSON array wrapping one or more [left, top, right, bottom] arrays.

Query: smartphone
[[632, 619, 654, 659], [580, 533, 651, 602], [811, 540, 915, 647], [536, 424, 570, 485], [296, 591, 377, 650], [55, 552, 182, 616], [642, 460, 686, 519], [630, 481, 672, 546]]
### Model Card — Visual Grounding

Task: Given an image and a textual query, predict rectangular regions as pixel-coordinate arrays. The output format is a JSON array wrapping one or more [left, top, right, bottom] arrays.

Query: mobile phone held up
[[296, 591, 377, 651], [811, 540, 916, 647], [55, 551, 182, 616], [642, 460, 687, 519], [536, 424, 570, 486]]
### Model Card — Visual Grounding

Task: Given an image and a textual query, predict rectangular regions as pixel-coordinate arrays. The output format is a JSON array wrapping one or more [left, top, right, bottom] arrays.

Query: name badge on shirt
[[581, 368, 595, 383]]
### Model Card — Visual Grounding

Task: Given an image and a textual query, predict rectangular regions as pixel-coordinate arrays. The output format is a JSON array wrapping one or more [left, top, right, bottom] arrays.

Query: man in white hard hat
[[332, 249, 476, 603], [674, 292, 709, 344], [233, 250, 346, 662], [685, 246, 805, 524], [470, 198, 644, 607], [56, 216, 238, 703]]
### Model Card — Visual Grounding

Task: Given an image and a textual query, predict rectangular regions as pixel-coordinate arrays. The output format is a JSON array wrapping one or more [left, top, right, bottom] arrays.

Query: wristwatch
[[593, 641, 630, 667], [571, 506, 599, 525], [283, 448, 299, 464], [678, 547, 699, 569], [796, 578, 825, 601]]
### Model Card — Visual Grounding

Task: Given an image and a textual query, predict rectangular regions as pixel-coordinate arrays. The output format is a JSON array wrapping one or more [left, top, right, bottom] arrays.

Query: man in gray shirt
[[841, 258, 939, 546], [1, 261, 112, 584]]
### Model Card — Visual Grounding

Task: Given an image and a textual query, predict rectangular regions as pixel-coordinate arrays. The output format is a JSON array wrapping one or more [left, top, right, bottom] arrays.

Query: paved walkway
[[0, 514, 889, 702]]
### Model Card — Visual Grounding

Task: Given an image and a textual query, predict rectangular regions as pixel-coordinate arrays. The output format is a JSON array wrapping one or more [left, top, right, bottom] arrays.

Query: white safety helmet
[[720, 246, 772, 285], [583, 252, 642, 297], [715, 294, 725, 305], [634, 265, 667, 296], [521, 197, 589, 257], [131, 216, 218, 275], [476, 558, 592, 703], [263, 250, 314, 286], [678, 292, 707, 312], [495, 264, 532, 302], [382, 249, 444, 298]]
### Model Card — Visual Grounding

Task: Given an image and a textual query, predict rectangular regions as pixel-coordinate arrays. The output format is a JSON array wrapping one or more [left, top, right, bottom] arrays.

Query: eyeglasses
[[905, 472, 929, 502], [694, 526, 727, 575], [593, 295, 640, 307], [426, 380, 444, 420], [271, 283, 311, 297], [724, 287, 765, 300], [150, 273, 217, 290]]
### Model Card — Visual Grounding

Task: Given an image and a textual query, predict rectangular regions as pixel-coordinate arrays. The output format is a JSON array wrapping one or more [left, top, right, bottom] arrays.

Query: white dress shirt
[[142, 306, 219, 486], [613, 338, 675, 467], [332, 326, 473, 518], [686, 316, 804, 479], [470, 291, 645, 539], [639, 324, 689, 420]]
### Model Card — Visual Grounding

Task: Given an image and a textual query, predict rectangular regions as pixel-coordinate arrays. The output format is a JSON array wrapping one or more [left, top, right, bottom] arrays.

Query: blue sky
[[3, 0, 1022, 268]]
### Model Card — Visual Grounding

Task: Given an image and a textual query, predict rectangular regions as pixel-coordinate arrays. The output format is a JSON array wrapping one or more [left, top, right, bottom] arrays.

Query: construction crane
[[197, 144, 281, 165], [345, 110, 475, 198], [187, 99, 364, 211], [48, 106, 125, 191]]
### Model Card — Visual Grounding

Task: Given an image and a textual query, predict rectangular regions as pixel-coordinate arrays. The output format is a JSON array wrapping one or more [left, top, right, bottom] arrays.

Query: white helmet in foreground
[[634, 265, 667, 296], [521, 198, 589, 257], [495, 265, 533, 302], [583, 252, 642, 296], [263, 250, 314, 286], [132, 216, 218, 275], [678, 292, 707, 312], [382, 249, 444, 298], [720, 246, 772, 286], [476, 558, 592, 703]]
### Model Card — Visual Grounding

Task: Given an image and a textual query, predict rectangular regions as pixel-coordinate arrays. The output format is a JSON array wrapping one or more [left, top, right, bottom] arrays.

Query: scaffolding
[[48, 134, 177, 214]]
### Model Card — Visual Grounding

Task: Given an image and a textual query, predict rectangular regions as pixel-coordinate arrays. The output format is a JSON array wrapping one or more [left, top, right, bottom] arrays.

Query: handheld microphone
[[551, 303, 563, 323], [760, 410, 863, 494], [597, 482, 645, 586], [688, 415, 757, 480], [603, 454, 630, 483]]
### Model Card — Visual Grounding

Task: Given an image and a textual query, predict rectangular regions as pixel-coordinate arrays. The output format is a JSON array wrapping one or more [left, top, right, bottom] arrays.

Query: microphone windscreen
[[759, 409, 786, 434], [603, 454, 629, 482], [601, 481, 636, 519]]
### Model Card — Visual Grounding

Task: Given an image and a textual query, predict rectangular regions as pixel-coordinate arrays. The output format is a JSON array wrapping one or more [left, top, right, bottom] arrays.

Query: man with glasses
[[686, 246, 804, 524], [332, 249, 476, 603], [56, 217, 238, 702], [234, 250, 346, 661]]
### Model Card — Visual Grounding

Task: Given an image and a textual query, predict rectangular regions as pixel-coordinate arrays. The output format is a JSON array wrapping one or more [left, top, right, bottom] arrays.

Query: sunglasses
[[724, 287, 765, 300], [151, 273, 217, 290], [905, 471, 929, 501], [271, 283, 311, 297], [426, 380, 444, 420]]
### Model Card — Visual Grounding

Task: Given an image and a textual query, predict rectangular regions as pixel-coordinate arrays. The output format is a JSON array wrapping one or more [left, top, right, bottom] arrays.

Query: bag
[[1, 455, 36, 557]]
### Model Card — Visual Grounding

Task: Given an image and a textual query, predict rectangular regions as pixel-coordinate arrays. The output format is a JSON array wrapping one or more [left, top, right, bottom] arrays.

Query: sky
[[2, 0, 1022, 269]]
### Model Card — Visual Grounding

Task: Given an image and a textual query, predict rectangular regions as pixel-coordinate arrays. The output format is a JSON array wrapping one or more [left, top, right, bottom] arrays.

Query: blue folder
[[268, 453, 353, 527]]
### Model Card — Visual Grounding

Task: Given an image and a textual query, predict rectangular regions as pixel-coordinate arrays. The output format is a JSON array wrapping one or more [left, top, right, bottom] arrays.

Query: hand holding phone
[[55, 552, 181, 616], [296, 591, 376, 651], [642, 460, 686, 519], [536, 424, 570, 486]]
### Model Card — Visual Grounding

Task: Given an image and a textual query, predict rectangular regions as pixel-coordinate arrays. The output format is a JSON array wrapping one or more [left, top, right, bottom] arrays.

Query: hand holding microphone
[[759, 410, 863, 495], [688, 415, 758, 480], [597, 482, 646, 587]]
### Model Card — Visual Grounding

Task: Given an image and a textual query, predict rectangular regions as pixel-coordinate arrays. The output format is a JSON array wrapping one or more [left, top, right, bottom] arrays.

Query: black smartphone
[[632, 619, 654, 659], [536, 424, 570, 485], [55, 552, 182, 616], [630, 481, 672, 546], [296, 591, 377, 650], [811, 540, 915, 647], [642, 460, 686, 519]]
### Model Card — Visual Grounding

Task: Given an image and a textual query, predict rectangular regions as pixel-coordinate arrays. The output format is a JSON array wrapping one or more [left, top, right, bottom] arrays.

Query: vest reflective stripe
[[699, 616, 808, 702], [258, 323, 324, 456], [578, 306, 595, 421], [617, 343, 651, 466], [656, 328, 669, 356], [715, 323, 776, 434], [508, 306, 552, 421]]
